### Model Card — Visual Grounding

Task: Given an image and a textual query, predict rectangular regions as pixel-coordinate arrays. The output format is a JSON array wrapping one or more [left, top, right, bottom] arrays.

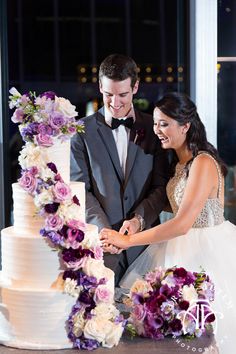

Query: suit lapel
[[96, 111, 124, 182], [124, 110, 144, 187]]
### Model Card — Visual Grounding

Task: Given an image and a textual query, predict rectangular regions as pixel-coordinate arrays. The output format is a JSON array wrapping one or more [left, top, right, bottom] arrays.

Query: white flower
[[84, 318, 107, 343], [83, 259, 106, 279], [63, 278, 82, 297], [92, 303, 119, 321], [18, 143, 46, 170], [58, 202, 81, 221], [182, 284, 198, 304], [103, 322, 124, 348], [55, 96, 78, 118], [9, 87, 21, 96], [73, 310, 86, 337], [130, 279, 152, 295], [34, 188, 54, 208], [40, 166, 55, 181]]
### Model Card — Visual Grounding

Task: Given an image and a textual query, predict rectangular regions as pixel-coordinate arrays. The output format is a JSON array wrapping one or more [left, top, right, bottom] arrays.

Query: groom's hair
[[99, 54, 139, 88]]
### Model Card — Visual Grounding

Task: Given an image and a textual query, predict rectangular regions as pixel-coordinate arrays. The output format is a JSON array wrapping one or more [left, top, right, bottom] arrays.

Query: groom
[[70, 53, 169, 285]]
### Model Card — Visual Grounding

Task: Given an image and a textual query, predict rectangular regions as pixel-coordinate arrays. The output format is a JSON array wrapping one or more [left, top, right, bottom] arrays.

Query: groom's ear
[[132, 80, 139, 94], [99, 80, 103, 94]]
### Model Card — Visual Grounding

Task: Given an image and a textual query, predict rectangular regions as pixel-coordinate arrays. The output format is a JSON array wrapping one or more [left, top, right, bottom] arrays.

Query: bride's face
[[99, 76, 139, 118], [153, 108, 190, 150]]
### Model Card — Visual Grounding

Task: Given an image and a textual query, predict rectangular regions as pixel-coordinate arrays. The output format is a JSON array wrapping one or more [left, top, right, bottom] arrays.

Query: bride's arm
[[101, 154, 220, 249]]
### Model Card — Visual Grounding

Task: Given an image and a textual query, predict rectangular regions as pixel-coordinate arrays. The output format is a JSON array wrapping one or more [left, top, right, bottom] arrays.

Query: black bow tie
[[111, 117, 134, 130]]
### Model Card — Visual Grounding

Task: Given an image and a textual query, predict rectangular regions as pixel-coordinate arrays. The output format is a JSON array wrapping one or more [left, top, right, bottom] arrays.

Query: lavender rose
[[45, 214, 64, 231], [53, 181, 71, 201], [18, 170, 37, 194], [35, 133, 53, 147]]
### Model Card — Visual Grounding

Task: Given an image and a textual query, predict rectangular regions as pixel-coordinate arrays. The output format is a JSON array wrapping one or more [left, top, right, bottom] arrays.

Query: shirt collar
[[104, 105, 136, 127]]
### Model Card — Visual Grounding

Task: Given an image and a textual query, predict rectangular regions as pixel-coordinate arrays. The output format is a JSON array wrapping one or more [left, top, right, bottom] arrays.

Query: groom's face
[[99, 76, 139, 118]]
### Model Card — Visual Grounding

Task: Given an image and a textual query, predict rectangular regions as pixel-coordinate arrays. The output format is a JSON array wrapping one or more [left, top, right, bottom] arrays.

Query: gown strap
[[197, 152, 222, 198]]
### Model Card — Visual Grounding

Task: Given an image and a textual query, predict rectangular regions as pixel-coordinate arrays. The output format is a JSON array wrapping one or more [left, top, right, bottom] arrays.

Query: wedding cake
[[0, 89, 121, 350]]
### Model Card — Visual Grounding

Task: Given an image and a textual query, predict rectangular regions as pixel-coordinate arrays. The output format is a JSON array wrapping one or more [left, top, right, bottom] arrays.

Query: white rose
[[34, 188, 54, 208], [18, 143, 46, 170], [55, 96, 78, 118], [182, 284, 198, 304], [103, 322, 123, 348], [83, 259, 106, 279], [81, 232, 100, 249], [92, 303, 119, 321], [84, 318, 107, 343]]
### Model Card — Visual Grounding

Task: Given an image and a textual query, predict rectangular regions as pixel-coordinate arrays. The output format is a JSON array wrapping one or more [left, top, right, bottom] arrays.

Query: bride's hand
[[102, 242, 123, 254], [100, 228, 129, 250]]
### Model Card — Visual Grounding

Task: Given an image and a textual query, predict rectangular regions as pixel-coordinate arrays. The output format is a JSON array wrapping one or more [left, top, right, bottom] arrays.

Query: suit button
[[124, 196, 128, 201]]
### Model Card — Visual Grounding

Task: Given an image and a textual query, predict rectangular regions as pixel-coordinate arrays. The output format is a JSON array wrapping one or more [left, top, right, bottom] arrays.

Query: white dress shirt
[[104, 107, 135, 175]]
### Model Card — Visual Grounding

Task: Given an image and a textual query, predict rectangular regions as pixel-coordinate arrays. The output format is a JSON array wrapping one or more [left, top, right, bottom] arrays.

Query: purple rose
[[35, 133, 53, 147], [173, 267, 187, 278], [50, 113, 65, 129], [67, 219, 85, 231], [18, 170, 37, 194], [132, 304, 146, 321], [38, 123, 53, 136], [45, 214, 64, 231], [53, 181, 71, 201], [94, 286, 112, 303]]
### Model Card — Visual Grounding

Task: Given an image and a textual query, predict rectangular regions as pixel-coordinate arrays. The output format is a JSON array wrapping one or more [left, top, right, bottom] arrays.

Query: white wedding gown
[[120, 154, 236, 353]]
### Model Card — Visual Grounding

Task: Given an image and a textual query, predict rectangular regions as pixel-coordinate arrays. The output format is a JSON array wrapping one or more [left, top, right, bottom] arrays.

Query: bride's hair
[[155, 92, 227, 176]]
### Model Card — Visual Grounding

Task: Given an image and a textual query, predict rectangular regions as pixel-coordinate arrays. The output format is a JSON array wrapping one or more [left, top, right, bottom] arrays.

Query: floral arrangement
[[9, 88, 125, 350], [126, 266, 215, 340]]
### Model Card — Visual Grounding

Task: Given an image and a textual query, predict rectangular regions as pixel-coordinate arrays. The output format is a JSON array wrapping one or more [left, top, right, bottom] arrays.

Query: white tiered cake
[[0, 140, 114, 349]]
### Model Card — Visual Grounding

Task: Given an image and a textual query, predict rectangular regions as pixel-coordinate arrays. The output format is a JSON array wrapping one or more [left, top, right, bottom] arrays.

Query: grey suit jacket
[[70, 107, 169, 234]]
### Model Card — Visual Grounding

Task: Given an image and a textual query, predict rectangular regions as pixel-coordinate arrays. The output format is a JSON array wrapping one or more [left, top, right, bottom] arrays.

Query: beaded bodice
[[166, 154, 225, 228]]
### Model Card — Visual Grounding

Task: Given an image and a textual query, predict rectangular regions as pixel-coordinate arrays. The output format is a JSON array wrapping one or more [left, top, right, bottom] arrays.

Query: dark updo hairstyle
[[155, 92, 227, 176], [99, 54, 138, 89]]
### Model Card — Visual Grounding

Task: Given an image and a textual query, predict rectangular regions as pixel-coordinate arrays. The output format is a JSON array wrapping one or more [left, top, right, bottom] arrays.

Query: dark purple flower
[[169, 318, 182, 334], [40, 91, 56, 100], [63, 270, 78, 281], [67, 228, 84, 243], [61, 247, 94, 264], [78, 290, 93, 305], [134, 128, 146, 144], [73, 195, 80, 205], [44, 202, 60, 214], [47, 162, 58, 174], [179, 300, 189, 310], [173, 267, 187, 278]]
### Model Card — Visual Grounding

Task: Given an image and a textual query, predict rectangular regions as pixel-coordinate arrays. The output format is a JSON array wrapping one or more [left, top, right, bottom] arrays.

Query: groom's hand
[[119, 217, 141, 235]]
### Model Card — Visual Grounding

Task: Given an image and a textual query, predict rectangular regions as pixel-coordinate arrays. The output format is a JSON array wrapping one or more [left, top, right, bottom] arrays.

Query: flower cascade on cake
[[9, 87, 125, 350], [126, 266, 215, 340]]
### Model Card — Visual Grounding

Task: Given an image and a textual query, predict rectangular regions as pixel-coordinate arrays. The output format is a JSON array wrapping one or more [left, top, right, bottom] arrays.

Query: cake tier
[[0, 276, 74, 349], [45, 139, 70, 183], [12, 181, 85, 237], [1, 224, 98, 288]]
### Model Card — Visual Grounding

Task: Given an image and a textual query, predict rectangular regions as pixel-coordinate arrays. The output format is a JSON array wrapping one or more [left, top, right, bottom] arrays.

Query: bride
[[100, 92, 236, 352]]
